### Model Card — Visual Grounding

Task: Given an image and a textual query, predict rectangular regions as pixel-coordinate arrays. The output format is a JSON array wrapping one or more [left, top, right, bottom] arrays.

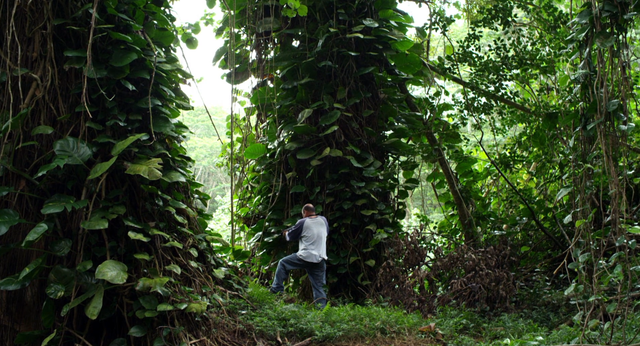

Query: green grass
[[217, 282, 640, 346], [225, 282, 427, 343]]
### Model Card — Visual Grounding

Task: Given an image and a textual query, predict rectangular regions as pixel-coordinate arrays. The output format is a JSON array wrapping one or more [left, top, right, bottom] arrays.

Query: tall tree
[[420, 0, 640, 340], [213, 0, 431, 299], [0, 1, 229, 344]]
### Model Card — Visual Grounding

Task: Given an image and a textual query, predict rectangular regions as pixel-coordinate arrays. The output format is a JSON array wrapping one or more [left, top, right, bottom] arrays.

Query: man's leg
[[271, 253, 306, 293], [305, 260, 327, 308]]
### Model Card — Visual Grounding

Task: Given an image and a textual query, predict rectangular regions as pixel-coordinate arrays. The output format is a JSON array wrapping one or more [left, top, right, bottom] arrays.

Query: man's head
[[302, 203, 315, 217]]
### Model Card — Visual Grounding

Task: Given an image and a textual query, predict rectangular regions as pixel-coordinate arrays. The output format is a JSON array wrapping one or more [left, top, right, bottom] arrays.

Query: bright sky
[[171, 1, 430, 112]]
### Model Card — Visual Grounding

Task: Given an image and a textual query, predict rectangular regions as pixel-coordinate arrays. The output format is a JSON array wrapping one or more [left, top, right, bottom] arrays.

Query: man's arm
[[321, 216, 329, 235], [285, 219, 305, 241]]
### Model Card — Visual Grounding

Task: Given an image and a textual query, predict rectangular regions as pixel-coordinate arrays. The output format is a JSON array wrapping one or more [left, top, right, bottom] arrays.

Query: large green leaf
[[329, 149, 343, 157], [244, 143, 267, 159], [34, 157, 66, 178], [556, 187, 573, 201], [1, 108, 29, 134], [135, 277, 170, 295], [292, 124, 317, 135], [165, 264, 182, 275], [128, 325, 148, 337], [391, 52, 422, 75], [41, 330, 57, 346], [362, 18, 379, 27], [63, 49, 87, 57], [21, 222, 49, 247], [128, 231, 151, 242], [95, 260, 128, 284], [157, 303, 175, 311], [109, 32, 133, 43], [134, 253, 152, 261], [110, 49, 138, 67], [31, 125, 55, 135], [297, 108, 313, 123], [61, 286, 98, 316], [53, 137, 93, 164], [0, 209, 21, 237], [16, 256, 45, 282], [378, 9, 413, 23], [374, 0, 397, 10], [0, 274, 29, 291], [319, 110, 341, 126], [50, 239, 72, 256], [296, 148, 317, 159], [628, 226, 640, 234], [320, 125, 339, 136], [81, 216, 109, 230], [290, 185, 306, 193], [41, 194, 87, 214], [48, 265, 76, 298], [0, 186, 13, 197], [42, 299, 56, 329], [45, 283, 65, 300], [391, 39, 414, 52], [125, 158, 163, 180], [87, 156, 118, 180], [77, 260, 93, 272], [111, 133, 148, 155], [182, 34, 199, 49], [317, 147, 331, 159], [162, 170, 186, 183], [85, 284, 104, 320]]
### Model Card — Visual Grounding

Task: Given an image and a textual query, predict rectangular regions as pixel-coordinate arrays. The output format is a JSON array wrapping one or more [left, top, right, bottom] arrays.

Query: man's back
[[287, 216, 328, 263]]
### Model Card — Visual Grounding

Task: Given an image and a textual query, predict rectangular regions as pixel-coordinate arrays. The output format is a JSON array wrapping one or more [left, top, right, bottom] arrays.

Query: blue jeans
[[271, 253, 327, 308]]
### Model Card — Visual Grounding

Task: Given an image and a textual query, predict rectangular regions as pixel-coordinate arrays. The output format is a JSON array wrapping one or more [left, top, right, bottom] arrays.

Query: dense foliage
[[211, 0, 435, 301], [208, 0, 640, 343], [3, 0, 640, 344], [0, 1, 233, 344]]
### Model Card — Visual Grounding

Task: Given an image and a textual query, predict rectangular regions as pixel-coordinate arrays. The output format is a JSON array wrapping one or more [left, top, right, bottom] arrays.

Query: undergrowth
[[433, 306, 640, 346], [211, 282, 639, 345], [432, 307, 576, 346], [222, 282, 427, 344]]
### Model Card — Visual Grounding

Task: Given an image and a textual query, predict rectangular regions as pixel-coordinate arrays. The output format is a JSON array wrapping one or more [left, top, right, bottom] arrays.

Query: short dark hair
[[302, 204, 315, 214]]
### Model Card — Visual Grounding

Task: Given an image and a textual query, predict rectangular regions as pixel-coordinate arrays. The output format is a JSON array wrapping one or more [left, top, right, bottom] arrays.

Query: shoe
[[269, 288, 281, 294]]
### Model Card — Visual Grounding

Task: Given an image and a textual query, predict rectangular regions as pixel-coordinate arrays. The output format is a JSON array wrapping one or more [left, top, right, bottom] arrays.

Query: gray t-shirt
[[286, 215, 329, 263]]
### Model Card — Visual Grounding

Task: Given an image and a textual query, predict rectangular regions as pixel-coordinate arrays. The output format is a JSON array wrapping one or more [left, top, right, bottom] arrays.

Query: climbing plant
[[209, 0, 438, 300], [418, 0, 640, 340], [0, 0, 235, 345]]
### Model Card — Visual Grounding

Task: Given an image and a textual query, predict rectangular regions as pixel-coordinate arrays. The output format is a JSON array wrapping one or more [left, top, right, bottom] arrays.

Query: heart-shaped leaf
[[110, 50, 138, 67], [95, 260, 128, 284], [244, 143, 267, 159], [0, 209, 21, 237], [53, 137, 92, 165]]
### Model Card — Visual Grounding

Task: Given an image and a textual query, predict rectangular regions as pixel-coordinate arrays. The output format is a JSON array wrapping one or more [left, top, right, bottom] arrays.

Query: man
[[270, 203, 329, 308]]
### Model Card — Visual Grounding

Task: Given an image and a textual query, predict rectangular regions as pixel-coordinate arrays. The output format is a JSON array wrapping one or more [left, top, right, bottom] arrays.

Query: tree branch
[[394, 77, 478, 245], [476, 140, 566, 250], [625, 142, 640, 154], [425, 62, 534, 115]]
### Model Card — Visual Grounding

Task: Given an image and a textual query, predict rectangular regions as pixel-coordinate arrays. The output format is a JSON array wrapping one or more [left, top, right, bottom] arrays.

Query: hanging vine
[[0, 0, 238, 344]]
